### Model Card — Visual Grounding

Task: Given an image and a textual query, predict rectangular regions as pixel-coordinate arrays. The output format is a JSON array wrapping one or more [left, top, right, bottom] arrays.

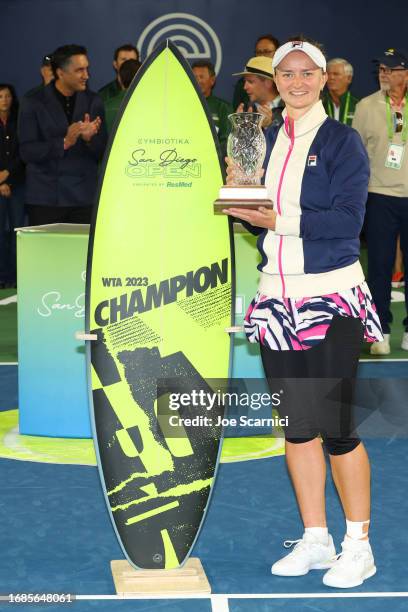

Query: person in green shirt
[[99, 44, 139, 103], [104, 59, 141, 134], [192, 60, 233, 158], [322, 58, 359, 126]]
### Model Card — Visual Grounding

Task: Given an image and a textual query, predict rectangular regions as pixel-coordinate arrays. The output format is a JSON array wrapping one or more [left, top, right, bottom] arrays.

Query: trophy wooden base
[[213, 185, 273, 215], [110, 557, 211, 596], [214, 199, 273, 215]]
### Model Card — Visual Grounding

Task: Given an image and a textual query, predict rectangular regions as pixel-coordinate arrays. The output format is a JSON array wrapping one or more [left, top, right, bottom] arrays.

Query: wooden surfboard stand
[[75, 331, 98, 341], [110, 557, 211, 596], [225, 326, 244, 333]]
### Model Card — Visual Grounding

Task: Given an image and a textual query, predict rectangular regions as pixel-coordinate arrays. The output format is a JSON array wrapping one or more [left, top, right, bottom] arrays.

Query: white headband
[[272, 41, 327, 72]]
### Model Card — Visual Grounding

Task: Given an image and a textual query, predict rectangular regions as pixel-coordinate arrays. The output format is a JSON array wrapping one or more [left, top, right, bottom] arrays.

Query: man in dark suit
[[19, 44, 107, 225]]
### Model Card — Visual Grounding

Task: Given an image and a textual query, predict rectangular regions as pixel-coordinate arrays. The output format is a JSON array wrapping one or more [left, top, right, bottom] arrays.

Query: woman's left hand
[[223, 206, 277, 230]]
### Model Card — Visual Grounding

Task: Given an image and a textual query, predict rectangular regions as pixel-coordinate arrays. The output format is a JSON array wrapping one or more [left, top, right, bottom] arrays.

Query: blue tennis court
[[0, 362, 407, 612]]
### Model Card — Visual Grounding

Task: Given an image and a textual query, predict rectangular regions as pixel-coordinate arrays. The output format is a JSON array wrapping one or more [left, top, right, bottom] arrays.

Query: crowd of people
[[0, 37, 407, 358]]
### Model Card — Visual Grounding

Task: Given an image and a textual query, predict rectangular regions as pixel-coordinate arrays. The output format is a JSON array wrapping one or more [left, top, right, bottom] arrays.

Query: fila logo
[[307, 155, 317, 166], [291, 41, 303, 49]]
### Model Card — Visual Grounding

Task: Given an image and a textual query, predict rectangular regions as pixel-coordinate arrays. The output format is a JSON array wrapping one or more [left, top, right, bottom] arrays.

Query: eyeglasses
[[378, 66, 406, 75]]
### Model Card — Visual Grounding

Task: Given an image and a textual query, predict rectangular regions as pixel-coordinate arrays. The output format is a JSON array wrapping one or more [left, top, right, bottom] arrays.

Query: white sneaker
[[401, 332, 408, 351], [323, 538, 376, 588], [271, 532, 336, 576], [370, 334, 390, 356]]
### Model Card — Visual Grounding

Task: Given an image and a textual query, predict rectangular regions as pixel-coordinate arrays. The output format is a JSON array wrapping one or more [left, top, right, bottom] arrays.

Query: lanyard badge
[[385, 93, 408, 169], [385, 143, 405, 169]]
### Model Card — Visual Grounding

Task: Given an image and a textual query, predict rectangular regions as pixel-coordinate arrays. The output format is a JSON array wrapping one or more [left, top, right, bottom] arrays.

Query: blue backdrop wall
[[1, 0, 407, 103]]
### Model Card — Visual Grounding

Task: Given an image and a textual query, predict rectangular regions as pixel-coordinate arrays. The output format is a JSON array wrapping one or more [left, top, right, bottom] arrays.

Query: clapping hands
[[225, 156, 264, 185], [64, 114, 102, 149], [80, 113, 102, 142]]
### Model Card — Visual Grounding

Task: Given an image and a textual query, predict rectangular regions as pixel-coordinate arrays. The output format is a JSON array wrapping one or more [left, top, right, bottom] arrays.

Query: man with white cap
[[353, 49, 408, 355], [225, 38, 382, 589], [232, 56, 284, 128]]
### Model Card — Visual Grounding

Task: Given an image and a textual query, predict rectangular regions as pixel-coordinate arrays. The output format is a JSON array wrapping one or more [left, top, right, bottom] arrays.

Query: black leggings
[[260, 316, 364, 455]]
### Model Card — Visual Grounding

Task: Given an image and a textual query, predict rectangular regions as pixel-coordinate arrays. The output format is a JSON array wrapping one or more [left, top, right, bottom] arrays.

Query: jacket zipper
[[275, 116, 295, 298]]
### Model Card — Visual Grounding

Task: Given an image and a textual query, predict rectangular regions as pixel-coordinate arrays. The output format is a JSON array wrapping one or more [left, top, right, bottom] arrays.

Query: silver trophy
[[214, 112, 273, 214]]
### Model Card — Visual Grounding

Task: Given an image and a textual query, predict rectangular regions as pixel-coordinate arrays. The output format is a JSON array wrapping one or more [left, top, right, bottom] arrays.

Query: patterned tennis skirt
[[244, 282, 383, 351]]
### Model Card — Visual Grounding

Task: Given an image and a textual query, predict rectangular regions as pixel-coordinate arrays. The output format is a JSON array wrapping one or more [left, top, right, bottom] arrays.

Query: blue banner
[[1, 0, 407, 103]]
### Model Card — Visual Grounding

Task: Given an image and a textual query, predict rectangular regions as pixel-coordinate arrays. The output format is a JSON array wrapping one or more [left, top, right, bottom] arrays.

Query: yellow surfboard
[[85, 41, 233, 569]]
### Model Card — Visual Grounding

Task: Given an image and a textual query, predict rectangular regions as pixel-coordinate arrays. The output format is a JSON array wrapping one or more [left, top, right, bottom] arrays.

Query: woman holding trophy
[[224, 39, 383, 588]]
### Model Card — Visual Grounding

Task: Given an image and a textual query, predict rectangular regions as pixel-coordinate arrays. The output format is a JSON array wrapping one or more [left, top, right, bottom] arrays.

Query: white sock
[[346, 519, 370, 541], [305, 527, 329, 544]]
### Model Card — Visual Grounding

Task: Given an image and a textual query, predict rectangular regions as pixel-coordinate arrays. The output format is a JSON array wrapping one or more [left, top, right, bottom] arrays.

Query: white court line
[[360, 358, 408, 362], [0, 294, 17, 305], [75, 591, 408, 600], [211, 595, 230, 611], [74, 591, 408, 612], [75, 594, 207, 600], [211, 592, 408, 599]]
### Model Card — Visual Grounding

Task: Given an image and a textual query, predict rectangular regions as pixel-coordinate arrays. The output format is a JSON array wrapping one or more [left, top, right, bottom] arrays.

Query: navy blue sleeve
[[300, 129, 369, 240], [18, 97, 64, 163], [238, 220, 265, 235]]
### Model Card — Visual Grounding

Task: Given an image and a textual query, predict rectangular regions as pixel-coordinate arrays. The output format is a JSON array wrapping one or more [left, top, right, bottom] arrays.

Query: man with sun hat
[[232, 56, 284, 128]]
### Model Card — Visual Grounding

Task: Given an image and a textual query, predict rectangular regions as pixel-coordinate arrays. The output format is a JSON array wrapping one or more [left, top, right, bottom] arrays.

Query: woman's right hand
[[225, 157, 264, 185], [225, 156, 240, 185]]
